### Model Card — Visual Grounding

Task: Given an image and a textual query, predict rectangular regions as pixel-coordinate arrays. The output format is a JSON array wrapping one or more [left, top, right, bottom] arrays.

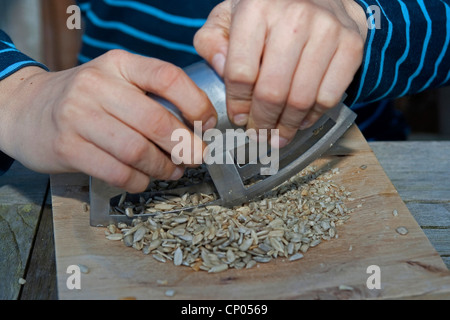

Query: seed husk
[[78, 264, 90, 274], [208, 264, 229, 273], [289, 253, 304, 261], [165, 289, 176, 297], [106, 233, 123, 241], [173, 247, 183, 266], [396, 226, 409, 235]]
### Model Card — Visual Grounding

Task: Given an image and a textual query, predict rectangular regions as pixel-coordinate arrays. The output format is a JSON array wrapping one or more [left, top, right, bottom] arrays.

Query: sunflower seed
[[396, 226, 409, 235], [289, 253, 304, 261], [78, 264, 90, 274], [165, 289, 176, 297], [208, 264, 229, 273], [133, 227, 147, 243], [106, 164, 358, 273], [106, 233, 123, 241], [173, 247, 183, 266]]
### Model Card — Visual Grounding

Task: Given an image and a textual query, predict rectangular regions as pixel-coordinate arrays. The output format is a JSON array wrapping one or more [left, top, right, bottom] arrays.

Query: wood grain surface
[[50, 126, 450, 300], [370, 141, 450, 268], [0, 163, 49, 299]]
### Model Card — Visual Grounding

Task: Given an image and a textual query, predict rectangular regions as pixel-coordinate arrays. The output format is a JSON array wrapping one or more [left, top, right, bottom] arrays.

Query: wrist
[[0, 66, 48, 158], [342, 0, 369, 42], [0, 66, 47, 98]]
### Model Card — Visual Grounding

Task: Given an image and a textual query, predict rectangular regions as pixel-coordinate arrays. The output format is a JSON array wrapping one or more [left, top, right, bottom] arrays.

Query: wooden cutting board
[[50, 125, 450, 299]]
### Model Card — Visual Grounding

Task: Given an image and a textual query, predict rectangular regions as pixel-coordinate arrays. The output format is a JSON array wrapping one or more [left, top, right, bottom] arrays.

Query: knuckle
[[103, 49, 129, 64], [254, 87, 286, 106], [53, 97, 78, 124], [281, 115, 303, 130], [317, 95, 340, 108], [147, 109, 175, 138], [150, 156, 173, 180], [188, 92, 212, 120], [154, 63, 184, 94], [193, 28, 210, 50], [121, 137, 148, 165], [287, 94, 315, 112], [286, 1, 313, 22], [225, 63, 256, 86], [109, 167, 134, 189], [72, 66, 102, 91]]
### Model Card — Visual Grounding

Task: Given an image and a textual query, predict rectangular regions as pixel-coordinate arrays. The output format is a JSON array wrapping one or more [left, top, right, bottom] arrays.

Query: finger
[[194, 1, 233, 76], [278, 24, 339, 138], [296, 103, 329, 132], [248, 18, 308, 132], [316, 32, 364, 109], [298, 32, 364, 129], [106, 50, 217, 130], [62, 136, 151, 193], [73, 105, 185, 180], [273, 107, 309, 148], [224, 3, 267, 127], [96, 83, 206, 167]]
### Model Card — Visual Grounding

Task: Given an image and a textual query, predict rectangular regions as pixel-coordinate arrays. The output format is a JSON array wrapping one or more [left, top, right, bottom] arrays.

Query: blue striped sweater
[[1, 0, 450, 173]]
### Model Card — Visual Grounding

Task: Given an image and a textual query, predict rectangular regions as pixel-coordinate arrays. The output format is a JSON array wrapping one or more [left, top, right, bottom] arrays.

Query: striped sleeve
[[346, 0, 450, 106], [0, 30, 48, 81], [76, 0, 219, 67]]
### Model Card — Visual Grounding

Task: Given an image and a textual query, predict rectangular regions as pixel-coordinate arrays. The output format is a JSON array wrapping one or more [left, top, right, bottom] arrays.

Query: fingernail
[[299, 119, 311, 130], [233, 114, 249, 126], [270, 134, 289, 149], [212, 53, 226, 76], [203, 116, 217, 131], [169, 166, 185, 180]]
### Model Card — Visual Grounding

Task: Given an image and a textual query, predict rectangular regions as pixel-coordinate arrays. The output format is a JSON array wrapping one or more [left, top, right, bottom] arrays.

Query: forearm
[[0, 67, 47, 161], [0, 30, 48, 173], [347, 0, 450, 105]]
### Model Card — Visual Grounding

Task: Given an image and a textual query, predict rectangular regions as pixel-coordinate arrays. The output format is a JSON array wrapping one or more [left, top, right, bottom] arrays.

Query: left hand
[[195, 0, 368, 147]]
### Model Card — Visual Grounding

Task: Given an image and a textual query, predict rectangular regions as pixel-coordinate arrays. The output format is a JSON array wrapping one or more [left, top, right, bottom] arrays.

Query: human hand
[[0, 50, 217, 192], [195, 0, 367, 147]]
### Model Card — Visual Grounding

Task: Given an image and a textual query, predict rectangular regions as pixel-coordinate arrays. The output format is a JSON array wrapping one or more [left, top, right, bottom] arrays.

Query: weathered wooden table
[[0, 140, 449, 300]]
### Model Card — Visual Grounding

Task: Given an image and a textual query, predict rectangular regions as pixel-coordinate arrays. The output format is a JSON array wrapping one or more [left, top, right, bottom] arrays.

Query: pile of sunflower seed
[[105, 165, 354, 272]]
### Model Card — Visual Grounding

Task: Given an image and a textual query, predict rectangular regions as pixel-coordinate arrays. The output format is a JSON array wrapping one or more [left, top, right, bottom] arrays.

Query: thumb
[[194, 1, 233, 77]]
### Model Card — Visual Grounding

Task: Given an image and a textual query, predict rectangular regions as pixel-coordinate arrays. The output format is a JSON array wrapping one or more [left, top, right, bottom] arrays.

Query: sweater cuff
[[0, 30, 48, 81], [0, 30, 48, 174]]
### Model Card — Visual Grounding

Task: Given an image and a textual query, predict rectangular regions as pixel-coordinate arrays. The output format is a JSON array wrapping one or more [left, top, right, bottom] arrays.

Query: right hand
[[0, 50, 217, 193]]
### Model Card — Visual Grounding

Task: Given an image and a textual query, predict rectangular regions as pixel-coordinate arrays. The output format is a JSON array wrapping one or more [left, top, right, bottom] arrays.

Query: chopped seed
[[289, 253, 304, 261], [396, 227, 409, 235], [339, 285, 354, 291], [77, 264, 90, 274], [106, 233, 123, 241], [165, 289, 176, 297], [208, 264, 229, 273], [173, 247, 183, 266]]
